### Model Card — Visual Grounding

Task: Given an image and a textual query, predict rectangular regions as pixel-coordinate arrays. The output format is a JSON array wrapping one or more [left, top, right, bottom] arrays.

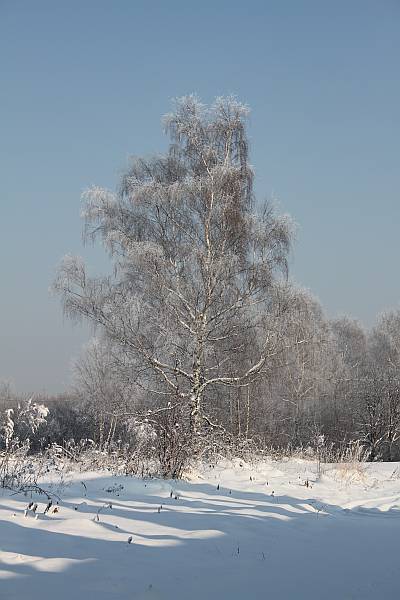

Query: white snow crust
[[1, 458, 400, 599]]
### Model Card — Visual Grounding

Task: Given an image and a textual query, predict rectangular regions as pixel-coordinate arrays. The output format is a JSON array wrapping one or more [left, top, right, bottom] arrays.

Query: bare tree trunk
[[237, 390, 241, 437], [245, 387, 250, 440]]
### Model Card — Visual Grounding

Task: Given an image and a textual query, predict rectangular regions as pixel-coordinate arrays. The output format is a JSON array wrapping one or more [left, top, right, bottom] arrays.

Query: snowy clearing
[[1, 459, 400, 599]]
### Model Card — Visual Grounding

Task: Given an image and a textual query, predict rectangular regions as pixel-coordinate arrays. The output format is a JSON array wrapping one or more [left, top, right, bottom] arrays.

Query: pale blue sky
[[1, 0, 399, 393]]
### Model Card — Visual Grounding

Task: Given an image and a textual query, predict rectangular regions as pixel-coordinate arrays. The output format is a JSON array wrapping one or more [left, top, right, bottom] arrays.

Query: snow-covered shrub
[[3, 408, 14, 449], [0, 398, 49, 490]]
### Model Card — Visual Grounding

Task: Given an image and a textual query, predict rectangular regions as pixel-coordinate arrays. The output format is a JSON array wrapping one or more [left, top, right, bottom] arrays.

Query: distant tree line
[[2, 307, 400, 472]]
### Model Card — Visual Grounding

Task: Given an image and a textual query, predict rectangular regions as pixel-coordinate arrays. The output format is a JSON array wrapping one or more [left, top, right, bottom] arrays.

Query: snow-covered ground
[[1, 458, 400, 599]]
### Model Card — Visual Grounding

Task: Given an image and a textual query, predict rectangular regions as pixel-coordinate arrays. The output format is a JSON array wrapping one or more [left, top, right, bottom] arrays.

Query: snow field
[[1, 459, 400, 599]]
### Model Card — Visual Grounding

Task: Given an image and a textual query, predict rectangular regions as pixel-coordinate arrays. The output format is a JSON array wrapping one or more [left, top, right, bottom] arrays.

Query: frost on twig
[[94, 502, 113, 522]]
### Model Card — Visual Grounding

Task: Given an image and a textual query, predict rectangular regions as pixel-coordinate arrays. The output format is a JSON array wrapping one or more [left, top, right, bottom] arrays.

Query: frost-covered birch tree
[[54, 96, 293, 450]]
